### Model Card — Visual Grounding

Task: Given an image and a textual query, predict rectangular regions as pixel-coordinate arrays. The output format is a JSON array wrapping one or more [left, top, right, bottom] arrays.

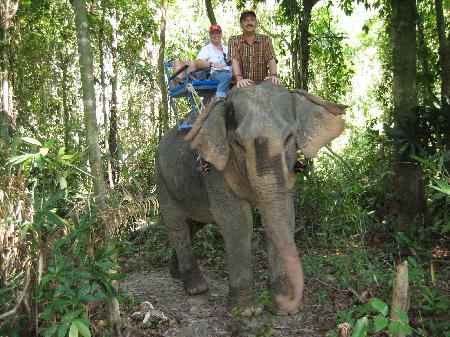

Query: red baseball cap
[[209, 24, 222, 32]]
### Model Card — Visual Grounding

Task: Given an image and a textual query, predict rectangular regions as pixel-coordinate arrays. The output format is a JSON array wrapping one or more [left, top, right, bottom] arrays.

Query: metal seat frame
[[164, 61, 219, 129]]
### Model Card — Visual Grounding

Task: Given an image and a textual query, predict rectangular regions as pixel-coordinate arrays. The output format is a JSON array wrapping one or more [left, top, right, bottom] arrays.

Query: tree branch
[[259, 25, 292, 52]]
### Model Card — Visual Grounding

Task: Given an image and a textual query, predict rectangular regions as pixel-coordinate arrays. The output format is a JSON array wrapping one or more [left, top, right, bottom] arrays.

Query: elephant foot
[[168, 251, 181, 279], [227, 287, 262, 317], [182, 266, 209, 295], [235, 303, 263, 317]]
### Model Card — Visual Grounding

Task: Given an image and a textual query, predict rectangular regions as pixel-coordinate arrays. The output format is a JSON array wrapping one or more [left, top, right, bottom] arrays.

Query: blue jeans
[[210, 70, 232, 99]]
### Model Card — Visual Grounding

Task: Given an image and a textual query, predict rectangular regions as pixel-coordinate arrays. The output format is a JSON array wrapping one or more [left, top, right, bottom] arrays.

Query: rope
[[186, 82, 205, 114]]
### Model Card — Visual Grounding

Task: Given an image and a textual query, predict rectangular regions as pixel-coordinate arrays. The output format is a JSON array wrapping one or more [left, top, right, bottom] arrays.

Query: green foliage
[[296, 123, 391, 243], [326, 255, 449, 337], [2, 137, 122, 336], [304, 249, 388, 292], [309, 5, 354, 102], [385, 106, 449, 158], [193, 223, 225, 267], [8, 136, 87, 189], [139, 221, 173, 266], [37, 211, 122, 337], [328, 298, 420, 337], [412, 152, 450, 233]]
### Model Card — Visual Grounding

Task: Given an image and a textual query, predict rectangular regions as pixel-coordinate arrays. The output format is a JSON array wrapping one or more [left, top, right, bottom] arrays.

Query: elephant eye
[[284, 133, 294, 147]]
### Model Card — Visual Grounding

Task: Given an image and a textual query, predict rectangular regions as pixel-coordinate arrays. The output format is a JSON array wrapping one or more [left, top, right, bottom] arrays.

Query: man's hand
[[237, 78, 253, 88], [264, 75, 282, 85], [211, 62, 225, 70]]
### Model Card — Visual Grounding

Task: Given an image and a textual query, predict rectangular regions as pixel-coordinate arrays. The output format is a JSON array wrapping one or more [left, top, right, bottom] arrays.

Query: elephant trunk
[[258, 194, 304, 313]]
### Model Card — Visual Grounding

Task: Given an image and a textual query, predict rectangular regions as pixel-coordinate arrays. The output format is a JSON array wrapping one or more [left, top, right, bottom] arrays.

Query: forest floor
[[119, 265, 340, 337], [116, 227, 357, 337], [114, 225, 449, 337]]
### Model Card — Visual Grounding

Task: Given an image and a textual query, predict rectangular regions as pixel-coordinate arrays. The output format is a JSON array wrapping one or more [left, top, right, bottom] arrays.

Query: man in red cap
[[228, 11, 282, 88], [195, 24, 233, 99]]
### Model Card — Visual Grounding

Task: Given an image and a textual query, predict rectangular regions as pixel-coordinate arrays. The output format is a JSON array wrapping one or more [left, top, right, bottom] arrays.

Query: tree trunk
[[434, 0, 450, 172], [109, 10, 119, 185], [98, 0, 114, 188], [1, 20, 11, 149], [299, 0, 317, 91], [61, 54, 71, 150], [292, 25, 301, 89], [71, 0, 121, 334], [157, 0, 169, 138], [416, 14, 435, 106], [0, 0, 18, 152], [205, 0, 217, 26], [390, 0, 426, 229]]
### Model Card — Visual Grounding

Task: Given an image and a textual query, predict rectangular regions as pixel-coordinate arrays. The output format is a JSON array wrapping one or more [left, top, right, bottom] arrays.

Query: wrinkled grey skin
[[156, 81, 345, 313]]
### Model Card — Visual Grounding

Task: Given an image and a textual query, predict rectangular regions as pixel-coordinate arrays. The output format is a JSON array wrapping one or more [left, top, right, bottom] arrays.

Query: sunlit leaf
[[432, 179, 450, 196], [73, 320, 91, 337], [351, 316, 368, 337], [40, 147, 49, 156], [57, 323, 69, 337], [35, 153, 44, 169], [7, 153, 34, 165], [370, 298, 388, 316], [69, 322, 79, 337], [58, 175, 68, 190], [430, 262, 436, 284], [388, 321, 402, 333], [58, 147, 66, 156], [411, 155, 434, 168], [21, 136, 42, 146]]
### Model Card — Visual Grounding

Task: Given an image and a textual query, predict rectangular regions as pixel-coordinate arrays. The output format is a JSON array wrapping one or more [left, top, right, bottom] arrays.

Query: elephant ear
[[185, 100, 229, 171], [291, 89, 346, 158]]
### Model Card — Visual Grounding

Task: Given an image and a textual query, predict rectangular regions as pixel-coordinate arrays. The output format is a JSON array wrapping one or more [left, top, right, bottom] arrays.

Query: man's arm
[[195, 46, 223, 70], [263, 37, 282, 85], [195, 59, 224, 70], [265, 58, 282, 85], [232, 59, 253, 88]]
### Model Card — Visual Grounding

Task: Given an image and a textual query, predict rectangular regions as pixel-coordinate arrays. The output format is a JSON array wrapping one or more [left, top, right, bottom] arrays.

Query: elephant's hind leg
[[168, 219, 206, 280], [158, 185, 208, 295]]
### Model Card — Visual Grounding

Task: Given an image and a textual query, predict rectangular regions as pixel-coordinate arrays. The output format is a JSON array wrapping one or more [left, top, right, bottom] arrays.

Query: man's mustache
[[246, 24, 254, 27]]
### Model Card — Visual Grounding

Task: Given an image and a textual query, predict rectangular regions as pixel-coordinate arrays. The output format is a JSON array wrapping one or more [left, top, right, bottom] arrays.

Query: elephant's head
[[185, 81, 346, 312]]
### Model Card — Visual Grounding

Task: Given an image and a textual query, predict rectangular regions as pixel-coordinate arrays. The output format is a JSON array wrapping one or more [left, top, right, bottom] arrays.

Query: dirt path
[[121, 266, 338, 337]]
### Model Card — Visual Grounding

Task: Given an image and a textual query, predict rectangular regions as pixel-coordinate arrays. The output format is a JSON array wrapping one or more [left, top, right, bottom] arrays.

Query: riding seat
[[164, 61, 219, 129]]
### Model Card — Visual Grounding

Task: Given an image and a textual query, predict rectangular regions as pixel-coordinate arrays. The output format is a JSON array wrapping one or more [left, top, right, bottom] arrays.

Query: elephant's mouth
[[293, 159, 308, 174]]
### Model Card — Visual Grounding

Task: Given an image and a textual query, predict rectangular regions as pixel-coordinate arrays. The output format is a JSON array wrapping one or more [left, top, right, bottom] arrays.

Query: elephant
[[155, 80, 346, 314]]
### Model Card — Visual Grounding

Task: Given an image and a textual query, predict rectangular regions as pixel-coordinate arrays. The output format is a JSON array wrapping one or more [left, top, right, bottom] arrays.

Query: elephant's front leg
[[205, 173, 254, 310]]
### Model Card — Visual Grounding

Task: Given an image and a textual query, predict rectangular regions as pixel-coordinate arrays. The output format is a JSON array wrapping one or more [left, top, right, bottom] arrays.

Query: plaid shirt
[[228, 33, 276, 82]]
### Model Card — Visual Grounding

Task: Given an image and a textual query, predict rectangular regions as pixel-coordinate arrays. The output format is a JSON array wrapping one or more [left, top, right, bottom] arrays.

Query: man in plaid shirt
[[228, 11, 282, 88]]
